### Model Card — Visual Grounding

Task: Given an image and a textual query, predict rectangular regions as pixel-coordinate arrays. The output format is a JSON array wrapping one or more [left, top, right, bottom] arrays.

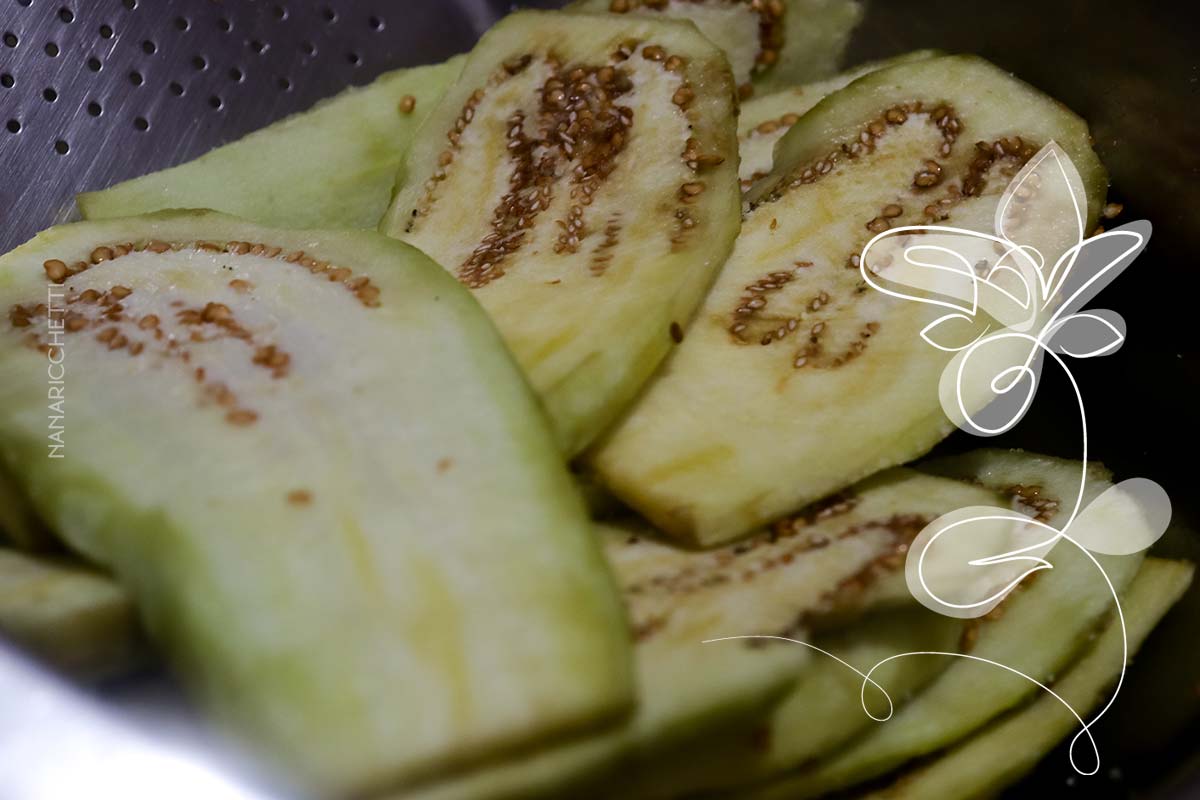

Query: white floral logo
[[858, 141, 1170, 774], [708, 143, 1170, 777]]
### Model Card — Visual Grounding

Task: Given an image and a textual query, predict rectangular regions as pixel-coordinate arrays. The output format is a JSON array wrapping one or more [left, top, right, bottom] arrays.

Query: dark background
[[0, 0, 1197, 796]]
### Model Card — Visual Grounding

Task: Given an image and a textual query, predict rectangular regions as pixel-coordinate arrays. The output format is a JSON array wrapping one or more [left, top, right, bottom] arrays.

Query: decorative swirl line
[[706, 142, 1166, 780]]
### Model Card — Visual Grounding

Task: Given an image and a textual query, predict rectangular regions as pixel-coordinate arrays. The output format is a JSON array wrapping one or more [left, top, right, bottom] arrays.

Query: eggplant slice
[[0, 210, 633, 797], [737, 51, 939, 189], [0, 548, 145, 682], [568, 0, 863, 94], [739, 451, 1146, 799], [400, 469, 1010, 800], [588, 55, 1108, 546], [861, 558, 1192, 800], [77, 58, 465, 230], [381, 11, 742, 455]]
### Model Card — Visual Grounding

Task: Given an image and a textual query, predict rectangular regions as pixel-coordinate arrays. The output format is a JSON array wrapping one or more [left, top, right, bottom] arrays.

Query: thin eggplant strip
[[0, 548, 146, 682], [78, 58, 464, 230], [382, 11, 742, 455], [568, 0, 863, 93], [738, 452, 1145, 799], [861, 558, 1192, 800], [736, 51, 940, 188], [400, 469, 1006, 799]]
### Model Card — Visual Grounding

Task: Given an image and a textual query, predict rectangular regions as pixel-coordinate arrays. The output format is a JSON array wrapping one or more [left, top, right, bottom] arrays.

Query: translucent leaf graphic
[[995, 141, 1088, 300], [1044, 222, 1151, 316], [1045, 309, 1126, 358], [859, 227, 1040, 330], [906, 506, 1058, 619], [939, 330, 1045, 437], [920, 313, 990, 352], [1067, 478, 1172, 556]]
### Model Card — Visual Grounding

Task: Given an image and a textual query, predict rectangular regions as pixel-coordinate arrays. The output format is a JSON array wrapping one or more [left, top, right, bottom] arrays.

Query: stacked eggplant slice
[[0, 5, 1187, 800]]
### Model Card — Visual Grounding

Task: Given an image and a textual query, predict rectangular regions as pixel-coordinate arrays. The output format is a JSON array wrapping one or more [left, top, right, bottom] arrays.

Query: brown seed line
[[681, 135, 725, 172], [755, 102, 961, 209], [746, 104, 1040, 372], [813, 137, 1037, 367], [13, 304, 271, 428], [551, 60, 636, 256], [456, 44, 700, 285], [175, 302, 292, 379], [409, 60, 524, 229], [742, 109, 803, 142], [670, 207, 699, 250], [10, 251, 337, 429], [632, 615, 667, 643], [456, 108, 548, 288], [626, 505, 941, 644], [776, 512, 932, 638], [31, 240, 380, 308], [589, 213, 624, 276], [1005, 482, 1061, 524], [226, 409, 259, 426], [623, 494, 858, 602], [727, 267, 805, 344], [921, 137, 1039, 224], [608, 0, 785, 78]]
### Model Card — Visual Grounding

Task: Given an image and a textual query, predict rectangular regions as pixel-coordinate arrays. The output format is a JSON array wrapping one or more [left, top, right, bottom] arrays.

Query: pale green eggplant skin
[[621, 608, 963, 799], [568, 0, 863, 90], [77, 58, 464, 230], [741, 452, 1144, 800], [0, 460, 51, 549], [736, 51, 941, 186], [0, 210, 633, 797], [589, 55, 1108, 547], [753, 0, 864, 91], [399, 469, 1002, 800], [381, 11, 742, 456], [0, 547, 145, 682], [863, 558, 1193, 800]]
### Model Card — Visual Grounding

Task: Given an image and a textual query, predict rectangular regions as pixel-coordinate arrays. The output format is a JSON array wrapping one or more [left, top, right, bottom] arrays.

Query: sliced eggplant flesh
[[588, 55, 1107, 546], [381, 11, 742, 455], [0, 461, 52, 550], [741, 451, 1144, 799], [400, 468, 1002, 800], [636, 451, 1136, 798], [620, 607, 963, 799], [77, 58, 464, 230], [605, 468, 998, 645], [862, 558, 1193, 800], [568, 0, 863, 93], [0, 548, 145, 682], [737, 51, 940, 188], [920, 446, 1113, 514], [0, 210, 633, 797]]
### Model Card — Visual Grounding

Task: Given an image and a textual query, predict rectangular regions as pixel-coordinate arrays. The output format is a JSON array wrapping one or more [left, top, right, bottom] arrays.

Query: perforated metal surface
[[0, 0, 558, 253]]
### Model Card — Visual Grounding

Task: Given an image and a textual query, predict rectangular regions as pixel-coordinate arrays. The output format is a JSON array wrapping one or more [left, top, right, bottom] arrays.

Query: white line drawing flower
[[709, 143, 1172, 778], [857, 141, 1170, 774], [857, 142, 1166, 615]]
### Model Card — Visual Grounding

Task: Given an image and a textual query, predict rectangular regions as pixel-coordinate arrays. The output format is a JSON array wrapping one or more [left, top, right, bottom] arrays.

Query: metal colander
[[0, 0, 560, 253]]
